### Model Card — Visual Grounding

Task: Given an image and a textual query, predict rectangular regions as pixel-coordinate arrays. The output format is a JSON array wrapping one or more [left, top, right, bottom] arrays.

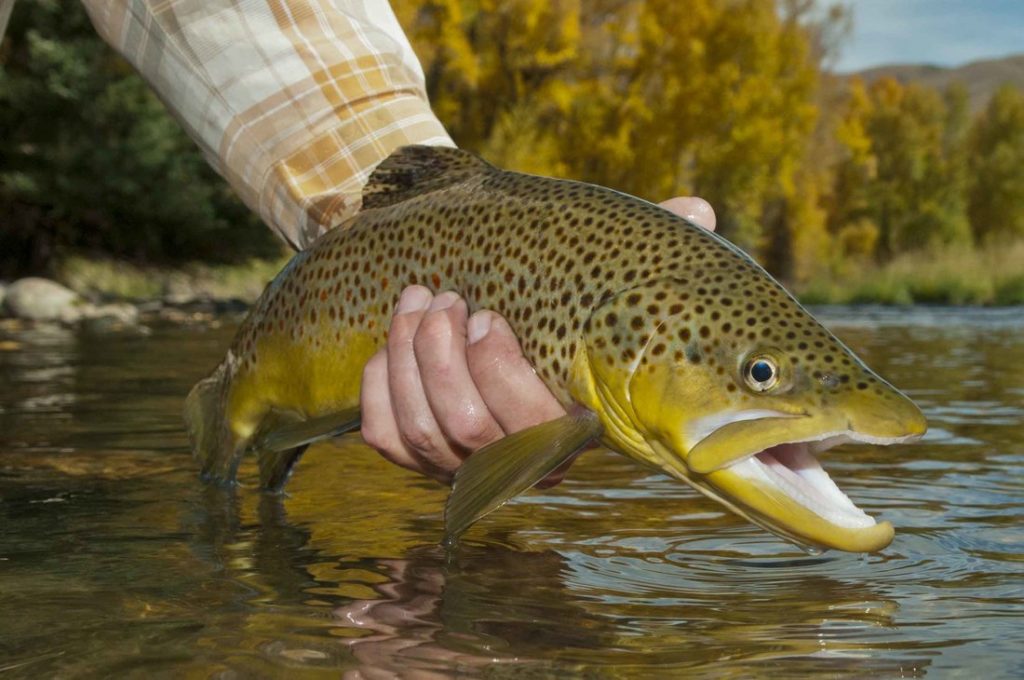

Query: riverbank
[[799, 241, 1024, 306], [55, 255, 291, 307], [0, 256, 290, 332]]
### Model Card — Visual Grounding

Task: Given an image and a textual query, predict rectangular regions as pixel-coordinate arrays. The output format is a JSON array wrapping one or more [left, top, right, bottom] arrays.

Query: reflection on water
[[0, 308, 1022, 677]]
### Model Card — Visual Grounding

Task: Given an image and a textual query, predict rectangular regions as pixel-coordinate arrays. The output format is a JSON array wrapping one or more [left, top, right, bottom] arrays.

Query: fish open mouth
[[637, 387, 926, 552], [728, 437, 877, 530], [696, 430, 924, 552]]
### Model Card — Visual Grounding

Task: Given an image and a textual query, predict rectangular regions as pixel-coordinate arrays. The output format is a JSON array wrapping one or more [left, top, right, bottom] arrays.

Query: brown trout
[[185, 145, 927, 553]]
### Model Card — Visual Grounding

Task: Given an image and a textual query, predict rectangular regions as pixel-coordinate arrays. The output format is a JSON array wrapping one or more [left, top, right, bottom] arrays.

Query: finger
[[466, 312, 573, 486], [465, 311, 566, 434], [535, 454, 579, 489], [413, 293, 505, 453], [386, 286, 464, 479], [359, 348, 423, 474], [658, 196, 717, 231]]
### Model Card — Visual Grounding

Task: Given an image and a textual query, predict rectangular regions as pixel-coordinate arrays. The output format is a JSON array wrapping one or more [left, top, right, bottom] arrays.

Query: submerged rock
[[79, 302, 143, 333], [83, 302, 139, 325], [4, 278, 83, 322]]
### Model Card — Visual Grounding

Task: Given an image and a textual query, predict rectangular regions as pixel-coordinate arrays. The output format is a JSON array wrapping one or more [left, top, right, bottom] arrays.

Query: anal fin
[[443, 411, 602, 545], [254, 407, 362, 492]]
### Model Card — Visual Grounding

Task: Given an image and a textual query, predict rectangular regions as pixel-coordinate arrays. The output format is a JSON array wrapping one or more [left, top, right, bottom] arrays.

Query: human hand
[[360, 196, 716, 485]]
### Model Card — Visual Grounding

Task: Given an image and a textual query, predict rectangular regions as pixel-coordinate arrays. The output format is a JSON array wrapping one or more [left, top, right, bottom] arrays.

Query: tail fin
[[184, 353, 243, 485]]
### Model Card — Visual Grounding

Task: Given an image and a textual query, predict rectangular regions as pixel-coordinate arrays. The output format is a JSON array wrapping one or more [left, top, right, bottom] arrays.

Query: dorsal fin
[[362, 145, 495, 210]]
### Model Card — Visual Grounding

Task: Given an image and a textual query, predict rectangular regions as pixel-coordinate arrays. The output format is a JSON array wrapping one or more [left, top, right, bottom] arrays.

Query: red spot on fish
[[431, 273, 441, 289], [319, 290, 328, 302], [381, 277, 389, 289], [368, 319, 376, 330]]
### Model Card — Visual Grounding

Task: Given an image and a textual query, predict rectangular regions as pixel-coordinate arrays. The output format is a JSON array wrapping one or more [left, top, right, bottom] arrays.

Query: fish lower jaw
[[728, 444, 876, 529]]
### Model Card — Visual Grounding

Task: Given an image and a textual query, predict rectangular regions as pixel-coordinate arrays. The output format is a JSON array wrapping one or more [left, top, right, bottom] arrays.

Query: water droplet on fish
[[799, 544, 824, 556]]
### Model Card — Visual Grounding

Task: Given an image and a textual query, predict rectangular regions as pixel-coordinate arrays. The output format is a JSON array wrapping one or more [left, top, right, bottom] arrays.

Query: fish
[[185, 145, 927, 554]]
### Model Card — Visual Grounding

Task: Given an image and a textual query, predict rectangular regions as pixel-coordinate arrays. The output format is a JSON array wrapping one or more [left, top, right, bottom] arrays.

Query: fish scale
[[186, 145, 927, 553]]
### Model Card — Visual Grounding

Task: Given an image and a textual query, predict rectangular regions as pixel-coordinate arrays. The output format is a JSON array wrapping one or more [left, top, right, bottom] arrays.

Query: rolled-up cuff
[[262, 90, 454, 250]]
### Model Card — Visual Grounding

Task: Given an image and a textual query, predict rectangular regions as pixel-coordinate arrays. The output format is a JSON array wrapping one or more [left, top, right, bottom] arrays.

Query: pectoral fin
[[443, 412, 602, 545], [254, 407, 362, 492]]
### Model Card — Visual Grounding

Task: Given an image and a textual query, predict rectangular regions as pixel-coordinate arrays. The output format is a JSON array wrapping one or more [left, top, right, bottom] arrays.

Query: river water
[[0, 306, 1021, 678]]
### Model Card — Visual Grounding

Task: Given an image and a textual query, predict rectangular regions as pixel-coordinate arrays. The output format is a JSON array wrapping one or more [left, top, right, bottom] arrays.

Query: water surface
[[1, 307, 1021, 677]]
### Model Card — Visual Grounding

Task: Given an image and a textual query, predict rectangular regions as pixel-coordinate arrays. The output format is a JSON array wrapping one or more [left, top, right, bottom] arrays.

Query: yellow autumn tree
[[395, 0, 839, 274], [557, 0, 827, 259], [827, 77, 881, 260], [392, 0, 582, 176]]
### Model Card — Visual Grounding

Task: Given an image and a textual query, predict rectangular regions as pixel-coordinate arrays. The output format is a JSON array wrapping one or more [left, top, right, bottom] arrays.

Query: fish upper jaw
[[685, 387, 927, 475]]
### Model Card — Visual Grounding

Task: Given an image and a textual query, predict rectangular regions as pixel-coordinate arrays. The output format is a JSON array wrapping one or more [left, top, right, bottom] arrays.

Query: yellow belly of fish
[[225, 328, 381, 442]]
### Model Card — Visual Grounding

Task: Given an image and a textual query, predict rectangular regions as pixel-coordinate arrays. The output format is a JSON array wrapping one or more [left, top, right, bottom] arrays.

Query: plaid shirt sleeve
[[80, 0, 454, 250]]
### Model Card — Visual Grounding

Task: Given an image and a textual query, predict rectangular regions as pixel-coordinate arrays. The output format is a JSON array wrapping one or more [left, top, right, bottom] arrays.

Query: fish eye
[[744, 356, 780, 392]]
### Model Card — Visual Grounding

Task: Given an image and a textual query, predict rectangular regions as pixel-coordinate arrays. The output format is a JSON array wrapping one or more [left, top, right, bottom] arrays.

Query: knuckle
[[360, 422, 394, 454], [361, 428, 384, 452], [400, 419, 438, 454], [449, 413, 500, 450], [413, 311, 453, 349], [388, 313, 422, 345]]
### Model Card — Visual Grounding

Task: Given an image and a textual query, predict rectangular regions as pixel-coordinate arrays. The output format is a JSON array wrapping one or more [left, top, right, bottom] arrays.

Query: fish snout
[[842, 386, 928, 443]]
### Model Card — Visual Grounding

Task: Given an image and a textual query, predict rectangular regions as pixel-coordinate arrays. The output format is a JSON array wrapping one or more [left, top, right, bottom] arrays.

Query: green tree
[[968, 85, 1024, 243], [0, 1, 277, 277], [873, 80, 971, 254], [829, 77, 971, 260]]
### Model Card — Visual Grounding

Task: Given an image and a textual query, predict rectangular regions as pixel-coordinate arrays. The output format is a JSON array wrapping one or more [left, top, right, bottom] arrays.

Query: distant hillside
[[844, 53, 1024, 110]]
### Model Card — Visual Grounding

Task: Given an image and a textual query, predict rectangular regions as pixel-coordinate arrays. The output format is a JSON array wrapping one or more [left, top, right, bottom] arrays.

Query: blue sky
[[835, 0, 1024, 72]]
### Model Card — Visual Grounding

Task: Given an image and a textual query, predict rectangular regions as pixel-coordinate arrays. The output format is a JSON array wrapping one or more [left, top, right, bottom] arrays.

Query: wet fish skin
[[186, 145, 926, 552]]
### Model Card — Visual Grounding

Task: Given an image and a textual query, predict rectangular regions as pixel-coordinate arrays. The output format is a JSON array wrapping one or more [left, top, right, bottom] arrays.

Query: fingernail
[[429, 291, 460, 312], [467, 312, 492, 344], [396, 286, 432, 314]]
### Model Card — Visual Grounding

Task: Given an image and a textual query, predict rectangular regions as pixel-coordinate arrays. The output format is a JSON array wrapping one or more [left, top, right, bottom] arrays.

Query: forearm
[[81, 0, 453, 250]]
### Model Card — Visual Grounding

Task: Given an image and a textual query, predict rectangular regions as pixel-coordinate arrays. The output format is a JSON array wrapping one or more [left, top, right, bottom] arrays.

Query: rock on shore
[[3, 278, 83, 322], [2, 277, 140, 329]]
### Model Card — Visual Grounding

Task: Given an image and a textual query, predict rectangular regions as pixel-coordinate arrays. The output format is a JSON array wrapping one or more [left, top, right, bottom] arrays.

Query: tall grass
[[798, 241, 1024, 306], [57, 255, 291, 304]]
